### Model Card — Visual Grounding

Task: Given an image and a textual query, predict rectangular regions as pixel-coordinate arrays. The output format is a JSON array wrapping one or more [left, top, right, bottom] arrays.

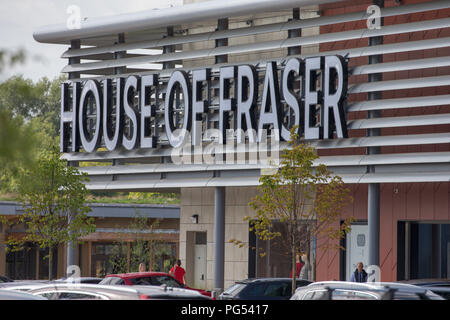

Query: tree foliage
[[0, 74, 64, 193], [0, 49, 26, 73], [231, 127, 353, 295], [2, 148, 96, 280]]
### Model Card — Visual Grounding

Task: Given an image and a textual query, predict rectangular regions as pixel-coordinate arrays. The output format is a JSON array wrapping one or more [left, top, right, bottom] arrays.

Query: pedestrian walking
[[169, 259, 187, 285], [350, 262, 368, 282], [299, 253, 311, 280], [138, 262, 146, 273]]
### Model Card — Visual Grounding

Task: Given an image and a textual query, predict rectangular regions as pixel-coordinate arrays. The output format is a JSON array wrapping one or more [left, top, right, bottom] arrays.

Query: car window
[[36, 292, 56, 300], [240, 283, 266, 298], [263, 282, 291, 297], [332, 289, 378, 300], [222, 283, 246, 296], [433, 291, 450, 300], [302, 289, 330, 300], [429, 284, 450, 288], [150, 276, 182, 288], [58, 291, 104, 300], [108, 277, 125, 285], [130, 277, 153, 285], [99, 277, 111, 285], [295, 280, 311, 288], [392, 292, 421, 300]]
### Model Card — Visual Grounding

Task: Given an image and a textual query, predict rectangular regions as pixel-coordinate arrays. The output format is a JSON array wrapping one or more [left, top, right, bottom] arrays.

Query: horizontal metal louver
[[61, 18, 450, 73]]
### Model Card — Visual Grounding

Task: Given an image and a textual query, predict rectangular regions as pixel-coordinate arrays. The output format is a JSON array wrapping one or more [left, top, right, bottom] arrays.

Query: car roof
[[293, 281, 445, 300], [301, 281, 433, 294], [57, 277, 103, 281], [105, 272, 170, 279], [0, 280, 54, 289], [0, 289, 47, 300], [237, 278, 312, 284]]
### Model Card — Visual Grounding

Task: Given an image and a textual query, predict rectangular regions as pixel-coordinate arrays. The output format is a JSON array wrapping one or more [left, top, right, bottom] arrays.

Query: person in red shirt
[[289, 253, 304, 278], [169, 259, 186, 285]]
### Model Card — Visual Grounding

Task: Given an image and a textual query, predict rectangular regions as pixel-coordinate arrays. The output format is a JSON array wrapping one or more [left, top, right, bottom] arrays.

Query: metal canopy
[[0, 201, 180, 218], [33, 0, 338, 44]]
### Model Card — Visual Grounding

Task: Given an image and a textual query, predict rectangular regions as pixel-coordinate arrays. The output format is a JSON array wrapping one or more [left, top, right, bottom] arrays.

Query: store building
[[31, 0, 450, 291], [0, 201, 180, 280]]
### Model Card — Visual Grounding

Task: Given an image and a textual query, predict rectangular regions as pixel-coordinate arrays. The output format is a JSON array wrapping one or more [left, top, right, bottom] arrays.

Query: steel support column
[[367, 0, 384, 268], [66, 39, 81, 275], [213, 18, 228, 294], [214, 186, 226, 293]]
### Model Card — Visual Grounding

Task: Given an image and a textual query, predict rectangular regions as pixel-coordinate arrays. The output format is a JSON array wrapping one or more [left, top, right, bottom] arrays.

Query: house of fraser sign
[[60, 55, 348, 154]]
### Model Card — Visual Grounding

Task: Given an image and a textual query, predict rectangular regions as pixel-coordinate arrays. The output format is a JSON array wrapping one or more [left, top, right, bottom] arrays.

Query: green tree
[[0, 50, 35, 171], [0, 75, 64, 193], [0, 75, 65, 136], [3, 148, 95, 280], [0, 49, 25, 73], [231, 127, 353, 295]]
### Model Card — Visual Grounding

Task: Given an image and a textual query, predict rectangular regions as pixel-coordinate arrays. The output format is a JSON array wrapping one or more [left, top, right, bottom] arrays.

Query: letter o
[[164, 70, 192, 148], [79, 80, 102, 152]]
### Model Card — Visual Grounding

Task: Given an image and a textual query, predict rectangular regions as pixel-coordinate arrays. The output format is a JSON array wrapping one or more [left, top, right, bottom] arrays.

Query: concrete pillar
[[367, 0, 383, 268], [0, 226, 6, 276], [214, 186, 225, 293]]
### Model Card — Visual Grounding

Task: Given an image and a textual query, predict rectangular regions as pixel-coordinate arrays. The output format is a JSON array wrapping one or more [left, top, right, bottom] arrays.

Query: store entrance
[[397, 222, 450, 280]]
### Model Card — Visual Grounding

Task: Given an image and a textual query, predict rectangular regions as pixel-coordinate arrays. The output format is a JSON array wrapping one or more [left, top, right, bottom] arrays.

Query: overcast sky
[[0, 0, 183, 82]]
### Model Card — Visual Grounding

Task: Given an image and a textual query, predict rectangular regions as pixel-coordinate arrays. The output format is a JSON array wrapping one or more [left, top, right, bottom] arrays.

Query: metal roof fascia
[[33, 0, 338, 44]]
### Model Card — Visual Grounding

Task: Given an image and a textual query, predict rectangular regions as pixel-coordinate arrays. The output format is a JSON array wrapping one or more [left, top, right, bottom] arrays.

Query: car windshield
[[100, 277, 124, 285], [222, 283, 245, 296], [150, 276, 182, 287], [263, 282, 291, 297]]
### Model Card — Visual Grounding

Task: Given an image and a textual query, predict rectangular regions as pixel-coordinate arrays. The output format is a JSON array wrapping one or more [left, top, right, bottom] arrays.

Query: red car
[[100, 272, 212, 298]]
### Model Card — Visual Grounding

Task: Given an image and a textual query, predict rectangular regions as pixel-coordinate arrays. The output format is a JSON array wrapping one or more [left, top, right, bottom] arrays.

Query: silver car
[[0, 289, 47, 300], [0, 280, 54, 292], [290, 281, 444, 300], [28, 283, 211, 300]]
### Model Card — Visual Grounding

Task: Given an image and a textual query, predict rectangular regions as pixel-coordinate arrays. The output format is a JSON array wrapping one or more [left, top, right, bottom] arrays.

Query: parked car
[[0, 275, 13, 283], [99, 272, 212, 297], [218, 278, 312, 300], [399, 279, 450, 299], [0, 288, 47, 300], [290, 281, 444, 300], [27, 283, 211, 300]]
